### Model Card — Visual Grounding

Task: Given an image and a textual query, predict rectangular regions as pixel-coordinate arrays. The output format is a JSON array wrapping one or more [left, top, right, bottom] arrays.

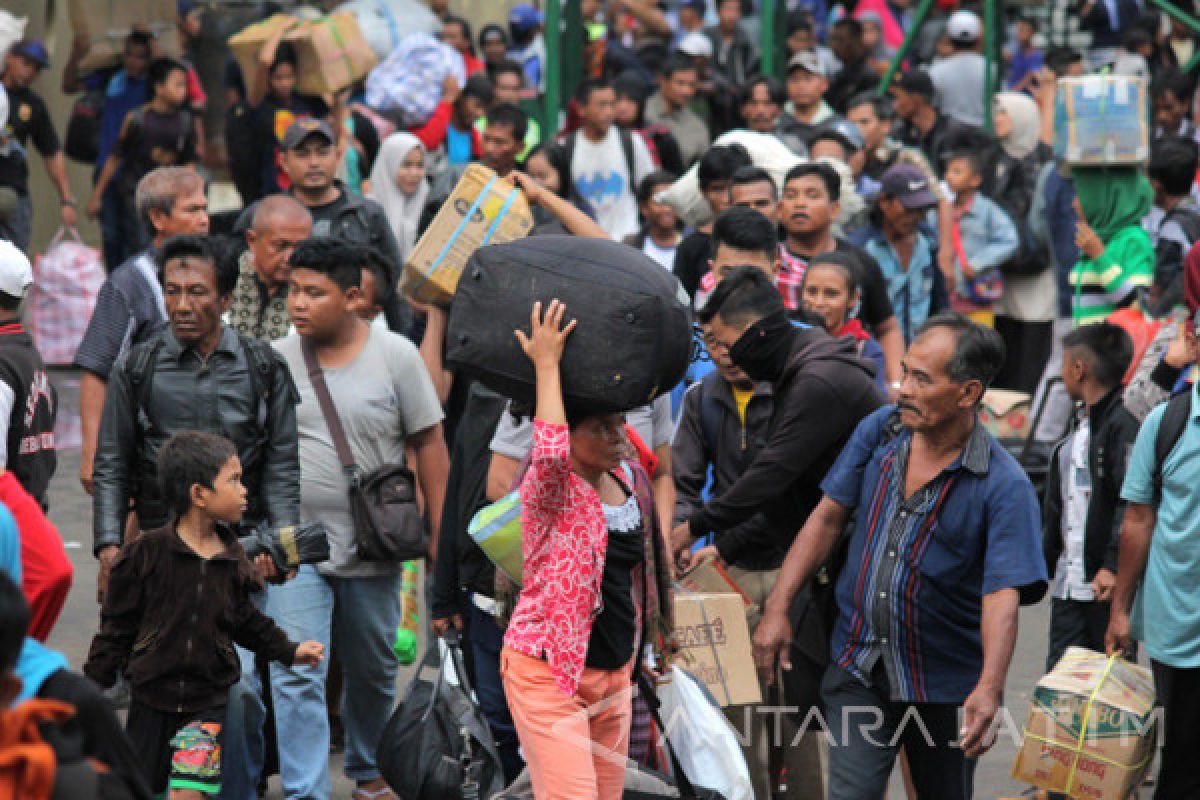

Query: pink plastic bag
[[30, 227, 105, 366]]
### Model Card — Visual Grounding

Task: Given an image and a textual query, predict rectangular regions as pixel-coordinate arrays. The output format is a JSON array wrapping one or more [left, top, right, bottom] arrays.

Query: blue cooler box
[[1054, 75, 1149, 166]]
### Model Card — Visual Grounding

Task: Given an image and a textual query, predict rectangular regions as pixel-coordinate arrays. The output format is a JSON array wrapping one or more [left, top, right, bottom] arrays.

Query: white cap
[[946, 10, 982, 43], [678, 31, 713, 59], [0, 240, 32, 299]]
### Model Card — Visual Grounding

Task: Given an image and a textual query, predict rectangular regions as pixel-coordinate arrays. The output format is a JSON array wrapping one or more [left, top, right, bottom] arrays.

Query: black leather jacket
[[92, 326, 300, 554]]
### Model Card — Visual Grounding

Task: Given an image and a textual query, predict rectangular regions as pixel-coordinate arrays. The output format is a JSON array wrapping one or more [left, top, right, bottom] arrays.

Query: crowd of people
[[3, 0, 1200, 799]]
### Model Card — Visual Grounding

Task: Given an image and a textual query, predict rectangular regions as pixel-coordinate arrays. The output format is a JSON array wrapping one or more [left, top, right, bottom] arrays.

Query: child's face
[[351, 268, 383, 322], [158, 68, 189, 108], [199, 456, 248, 524], [945, 159, 981, 195], [1155, 90, 1188, 132], [642, 183, 677, 231]]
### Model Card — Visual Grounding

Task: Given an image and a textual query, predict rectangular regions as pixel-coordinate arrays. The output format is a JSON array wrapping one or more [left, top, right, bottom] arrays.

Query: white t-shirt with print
[[570, 127, 654, 241]]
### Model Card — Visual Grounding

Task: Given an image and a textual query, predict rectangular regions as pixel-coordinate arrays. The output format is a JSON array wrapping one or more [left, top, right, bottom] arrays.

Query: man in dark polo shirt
[[1, 40, 77, 249], [754, 312, 1047, 800]]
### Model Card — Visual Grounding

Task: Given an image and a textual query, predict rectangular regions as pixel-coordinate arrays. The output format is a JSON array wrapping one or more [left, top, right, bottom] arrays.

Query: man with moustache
[[753, 312, 1046, 800]]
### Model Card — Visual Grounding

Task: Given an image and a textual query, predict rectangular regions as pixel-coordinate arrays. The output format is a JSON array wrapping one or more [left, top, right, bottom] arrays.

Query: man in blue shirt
[[1109, 317, 1200, 800], [754, 312, 1047, 800], [63, 31, 152, 271]]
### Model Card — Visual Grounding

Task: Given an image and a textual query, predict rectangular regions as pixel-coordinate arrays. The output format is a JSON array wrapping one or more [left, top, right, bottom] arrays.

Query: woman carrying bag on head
[[500, 300, 673, 800]]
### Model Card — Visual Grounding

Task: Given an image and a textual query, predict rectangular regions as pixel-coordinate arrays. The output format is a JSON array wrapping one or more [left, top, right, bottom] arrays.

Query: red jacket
[[2, 471, 72, 641], [410, 102, 482, 157]]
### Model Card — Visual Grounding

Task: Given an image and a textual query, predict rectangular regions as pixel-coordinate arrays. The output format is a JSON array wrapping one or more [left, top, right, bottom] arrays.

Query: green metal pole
[[563, 0, 583, 117], [877, 0, 937, 95], [761, 0, 776, 79], [543, 0, 562, 136], [1149, 0, 1200, 72], [983, 0, 997, 132]]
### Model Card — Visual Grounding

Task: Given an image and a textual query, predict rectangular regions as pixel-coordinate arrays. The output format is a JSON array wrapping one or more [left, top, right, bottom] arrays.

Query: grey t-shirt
[[489, 394, 675, 462], [274, 327, 444, 577]]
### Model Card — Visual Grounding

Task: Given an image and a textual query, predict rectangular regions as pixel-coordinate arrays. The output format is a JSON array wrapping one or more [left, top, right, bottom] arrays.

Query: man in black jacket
[[0, 240, 55, 505], [1044, 323, 1140, 670], [671, 267, 885, 560]]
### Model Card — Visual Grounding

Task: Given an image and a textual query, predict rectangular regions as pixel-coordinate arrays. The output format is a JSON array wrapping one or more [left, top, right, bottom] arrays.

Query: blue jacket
[[951, 193, 1019, 285]]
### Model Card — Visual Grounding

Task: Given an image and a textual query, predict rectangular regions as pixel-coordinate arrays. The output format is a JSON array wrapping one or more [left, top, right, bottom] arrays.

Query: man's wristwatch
[[61, 198, 76, 207]]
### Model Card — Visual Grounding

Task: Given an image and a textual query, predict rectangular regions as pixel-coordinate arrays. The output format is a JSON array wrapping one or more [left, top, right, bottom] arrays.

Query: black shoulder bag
[[301, 340, 428, 562]]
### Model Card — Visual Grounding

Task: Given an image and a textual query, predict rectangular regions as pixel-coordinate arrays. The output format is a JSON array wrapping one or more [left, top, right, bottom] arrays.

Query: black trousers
[[1151, 661, 1200, 800], [1046, 597, 1112, 672]]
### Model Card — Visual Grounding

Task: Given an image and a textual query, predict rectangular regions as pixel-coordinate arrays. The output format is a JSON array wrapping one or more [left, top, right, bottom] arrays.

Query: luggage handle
[[635, 670, 707, 800], [47, 226, 84, 251]]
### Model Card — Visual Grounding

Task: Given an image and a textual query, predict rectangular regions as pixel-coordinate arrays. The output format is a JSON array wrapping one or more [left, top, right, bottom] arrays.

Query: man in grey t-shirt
[[269, 239, 449, 798]]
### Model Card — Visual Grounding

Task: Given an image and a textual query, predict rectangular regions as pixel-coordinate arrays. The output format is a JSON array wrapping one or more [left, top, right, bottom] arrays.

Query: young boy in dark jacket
[[85, 431, 323, 799], [1043, 323, 1140, 670]]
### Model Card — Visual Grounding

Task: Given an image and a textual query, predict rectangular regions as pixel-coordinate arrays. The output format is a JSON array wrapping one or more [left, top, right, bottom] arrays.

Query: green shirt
[[1069, 226, 1154, 326]]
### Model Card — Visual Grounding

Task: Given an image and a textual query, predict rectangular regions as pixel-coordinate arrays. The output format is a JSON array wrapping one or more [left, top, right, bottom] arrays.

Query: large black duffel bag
[[445, 236, 692, 414], [377, 631, 505, 800]]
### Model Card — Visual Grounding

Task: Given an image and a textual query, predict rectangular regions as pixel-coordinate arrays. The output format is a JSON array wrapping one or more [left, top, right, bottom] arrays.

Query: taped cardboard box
[[68, 0, 181, 74], [289, 12, 379, 97], [228, 14, 299, 91], [673, 592, 761, 707], [679, 556, 757, 615], [403, 164, 533, 306], [1012, 648, 1157, 800], [1054, 75, 1150, 166]]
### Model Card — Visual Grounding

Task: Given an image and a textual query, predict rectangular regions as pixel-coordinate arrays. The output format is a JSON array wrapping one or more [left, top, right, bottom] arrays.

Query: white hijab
[[368, 132, 429, 261], [994, 92, 1041, 161]]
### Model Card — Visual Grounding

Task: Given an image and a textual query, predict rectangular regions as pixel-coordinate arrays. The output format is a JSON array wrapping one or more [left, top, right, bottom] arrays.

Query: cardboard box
[[673, 592, 761, 707], [289, 12, 379, 97], [680, 556, 757, 614], [1012, 648, 1157, 800], [68, 0, 181, 74], [228, 14, 299, 91], [1054, 75, 1150, 166], [403, 164, 534, 306]]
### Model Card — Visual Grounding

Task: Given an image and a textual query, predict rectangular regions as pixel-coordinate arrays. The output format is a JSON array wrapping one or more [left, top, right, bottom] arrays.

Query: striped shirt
[[821, 407, 1047, 703], [1069, 226, 1154, 326], [73, 251, 166, 379]]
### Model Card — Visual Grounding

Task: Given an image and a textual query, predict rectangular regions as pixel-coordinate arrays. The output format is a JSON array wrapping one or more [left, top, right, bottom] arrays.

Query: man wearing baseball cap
[[929, 10, 987, 127], [779, 50, 841, 151], [891, 68, 978, 173], [236, 119, 410, 333], [1, 40, 76, 244], [0, 239, 56, 505]]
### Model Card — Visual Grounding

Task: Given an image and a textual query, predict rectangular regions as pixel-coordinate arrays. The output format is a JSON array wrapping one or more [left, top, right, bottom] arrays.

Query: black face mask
[[728, 311, 795, 383]]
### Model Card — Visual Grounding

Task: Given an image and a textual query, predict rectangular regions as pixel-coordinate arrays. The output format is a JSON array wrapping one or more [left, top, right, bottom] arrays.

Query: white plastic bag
[[337, 0, 442, 61], [30, 228, 105, 366], [365, 31, 465, 127], [657, 666, 753, 800], [0, 12, 26, 61]]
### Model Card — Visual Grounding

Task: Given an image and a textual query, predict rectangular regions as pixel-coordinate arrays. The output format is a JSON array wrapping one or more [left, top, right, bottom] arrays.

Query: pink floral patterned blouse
[[503, 419, 612, 695]]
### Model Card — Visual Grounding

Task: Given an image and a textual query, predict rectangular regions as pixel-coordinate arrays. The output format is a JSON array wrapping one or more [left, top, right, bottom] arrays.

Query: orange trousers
[[500, 647, 633, 800]]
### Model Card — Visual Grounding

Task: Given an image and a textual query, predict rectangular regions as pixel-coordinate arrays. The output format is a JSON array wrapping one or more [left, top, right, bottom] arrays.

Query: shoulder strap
[[238, 333, 276, 427], [301, 340, 358, 472], [563, 130, 578, 190], [1153, 390, 1192, 501], [619, 127, 637, 186]]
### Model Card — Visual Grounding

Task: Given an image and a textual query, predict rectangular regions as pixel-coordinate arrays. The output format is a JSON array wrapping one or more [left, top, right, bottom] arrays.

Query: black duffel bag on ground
[[446, 236, 692, 415], [378, 631, 505, 800]]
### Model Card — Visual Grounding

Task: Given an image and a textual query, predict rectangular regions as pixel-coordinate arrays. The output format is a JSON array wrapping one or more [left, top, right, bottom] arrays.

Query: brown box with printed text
[[672, 592, 761, 707]]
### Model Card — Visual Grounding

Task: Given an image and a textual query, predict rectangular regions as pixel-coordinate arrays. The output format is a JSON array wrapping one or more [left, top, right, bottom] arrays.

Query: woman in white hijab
[[368, 132, 429, 262], [992, 91, 1057, 394]]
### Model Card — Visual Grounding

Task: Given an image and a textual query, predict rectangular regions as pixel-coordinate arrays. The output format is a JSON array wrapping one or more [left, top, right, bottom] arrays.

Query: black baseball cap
[[892, 69, 935, 100], [880, 164, 937, 210], [281, 118, 336, 150]]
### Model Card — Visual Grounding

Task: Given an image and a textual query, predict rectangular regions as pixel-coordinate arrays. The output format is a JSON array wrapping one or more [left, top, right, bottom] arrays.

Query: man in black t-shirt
[[1, 40, 77, 250]]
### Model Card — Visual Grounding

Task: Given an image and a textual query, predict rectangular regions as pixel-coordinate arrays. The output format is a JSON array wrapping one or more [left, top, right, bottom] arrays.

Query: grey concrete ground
[[41, 368, 1138, 799]]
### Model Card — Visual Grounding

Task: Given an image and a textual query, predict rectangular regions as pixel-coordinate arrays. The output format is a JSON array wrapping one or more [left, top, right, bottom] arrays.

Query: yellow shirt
[[731, 385, 754, 427]]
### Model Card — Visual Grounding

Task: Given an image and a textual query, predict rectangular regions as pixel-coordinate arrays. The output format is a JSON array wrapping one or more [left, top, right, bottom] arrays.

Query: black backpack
[[378, 631, 505, 800], [64, 89, 106, 164], [225, 100, 263, 204], [1151, 389, 1192, 503]]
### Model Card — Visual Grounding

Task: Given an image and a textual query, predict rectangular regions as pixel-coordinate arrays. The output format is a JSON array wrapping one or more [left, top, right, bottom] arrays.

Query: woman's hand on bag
[[515, 299, 577, 370], [431, 614, 463, 637]]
